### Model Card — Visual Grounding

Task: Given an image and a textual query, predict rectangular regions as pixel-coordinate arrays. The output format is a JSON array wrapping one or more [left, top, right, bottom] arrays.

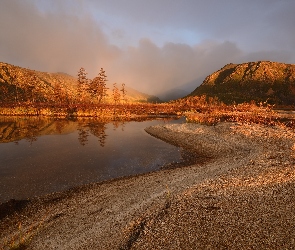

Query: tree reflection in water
[[77, 120, 128, 147], [0, 116, 50, 144], [0, 116, 179, 147], [76, 118, 108, 147], [88, 122, 107, 147], [112, 120, 125, 132], [0, 116, 184, 203], [55, 119, 69, 134], [77, 126, 89, 146]]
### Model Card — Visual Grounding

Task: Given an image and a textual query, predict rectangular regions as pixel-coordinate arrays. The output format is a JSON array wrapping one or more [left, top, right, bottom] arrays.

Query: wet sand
[[1, 122, 295, 249]]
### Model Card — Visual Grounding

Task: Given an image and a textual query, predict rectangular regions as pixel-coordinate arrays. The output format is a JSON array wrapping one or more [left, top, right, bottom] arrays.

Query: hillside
[[0, 62, 159, 104], [190, 61, 295, 105], [120, 85, 161, 103], [0, 62, 75, 103]]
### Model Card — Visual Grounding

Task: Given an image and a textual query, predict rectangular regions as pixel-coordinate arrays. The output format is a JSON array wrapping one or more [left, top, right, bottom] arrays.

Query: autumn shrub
[[0, 95, 293, 129], [185, 98, 294, 127]]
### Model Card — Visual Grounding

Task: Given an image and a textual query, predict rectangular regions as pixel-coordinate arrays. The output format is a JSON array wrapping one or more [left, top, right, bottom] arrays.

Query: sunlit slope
[[120, 85, 161, 103], [190, 61, 295, 105], [0, 62, 77, 103], [0, 62, 160, 103]]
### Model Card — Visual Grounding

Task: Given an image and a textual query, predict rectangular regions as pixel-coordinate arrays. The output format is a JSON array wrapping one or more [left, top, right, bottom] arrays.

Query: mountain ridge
[[0, 62, 160, 103], [190, 61, 295, 105]]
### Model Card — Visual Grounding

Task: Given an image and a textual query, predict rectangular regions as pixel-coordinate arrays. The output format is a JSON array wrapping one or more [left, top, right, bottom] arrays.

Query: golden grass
[[0, 96, 294, 129]]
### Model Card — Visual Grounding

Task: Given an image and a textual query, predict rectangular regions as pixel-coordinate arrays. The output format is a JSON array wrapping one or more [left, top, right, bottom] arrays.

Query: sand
[[1, 122, 295, 249]]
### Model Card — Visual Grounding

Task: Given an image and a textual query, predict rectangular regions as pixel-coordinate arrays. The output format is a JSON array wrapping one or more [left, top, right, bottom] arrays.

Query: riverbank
[[1, 122, 295, 249]]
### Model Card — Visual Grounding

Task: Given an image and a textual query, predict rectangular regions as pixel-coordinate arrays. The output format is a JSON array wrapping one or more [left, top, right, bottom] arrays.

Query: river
[[0, 116, 185, 203]]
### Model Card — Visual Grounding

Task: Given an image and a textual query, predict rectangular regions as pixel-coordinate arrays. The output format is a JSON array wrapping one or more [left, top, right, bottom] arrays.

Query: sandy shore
[[1, 122, 295, 249]]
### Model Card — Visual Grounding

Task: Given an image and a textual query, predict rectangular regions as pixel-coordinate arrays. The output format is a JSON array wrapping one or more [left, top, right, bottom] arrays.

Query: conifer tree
[[9, 71, 19, 103], [99, 68, 108, 103], [89, 68, 108, 103], [26, 72, 39, 103], [0, 85, 9, 102], [88, 76, 100, 102], [77, 67, 88, 103], [112, 83, 121, 104], [120, 83, 127, 103], [53, 82, 63, 104]]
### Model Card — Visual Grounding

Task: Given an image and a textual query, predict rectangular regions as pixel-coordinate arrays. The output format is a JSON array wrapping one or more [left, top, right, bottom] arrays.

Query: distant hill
[[190, 61, 295, 105], [119, 85, 161, 103], [158, 88, 189, 102], [157, 78, 204, 102], [0, 62, 159, 103]]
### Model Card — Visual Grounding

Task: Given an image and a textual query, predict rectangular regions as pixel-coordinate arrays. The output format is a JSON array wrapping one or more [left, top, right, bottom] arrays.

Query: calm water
[[0, 116, 185, 203]]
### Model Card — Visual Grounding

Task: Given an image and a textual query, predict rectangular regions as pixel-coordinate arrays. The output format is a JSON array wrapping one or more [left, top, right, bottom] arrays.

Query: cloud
[[241, 50, 292, 64], [0, 0, 118, 77], [0, 0, 295, 97], [87, 0, 295, 49], [108, 40, 243, 94]]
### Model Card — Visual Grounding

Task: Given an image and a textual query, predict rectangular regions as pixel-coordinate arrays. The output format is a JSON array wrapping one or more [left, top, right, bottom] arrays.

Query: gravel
[[1, 122, 295, 249]]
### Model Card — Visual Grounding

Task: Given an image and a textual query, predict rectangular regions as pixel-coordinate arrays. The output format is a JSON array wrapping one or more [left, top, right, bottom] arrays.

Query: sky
[[1, 0, 295, 97]]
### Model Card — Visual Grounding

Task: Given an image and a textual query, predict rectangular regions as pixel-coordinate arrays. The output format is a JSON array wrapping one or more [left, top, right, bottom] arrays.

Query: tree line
[[0, 64, 127, 105], [76, 67, 127, 104]]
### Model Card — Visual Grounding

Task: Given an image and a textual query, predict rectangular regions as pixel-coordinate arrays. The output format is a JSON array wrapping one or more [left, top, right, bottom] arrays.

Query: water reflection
[[77, 121, 108, 147], [0, 116, 46, 144], [77, 125, 90, 146], [0, 116, 177, 147], [0, 116, 184, 203]]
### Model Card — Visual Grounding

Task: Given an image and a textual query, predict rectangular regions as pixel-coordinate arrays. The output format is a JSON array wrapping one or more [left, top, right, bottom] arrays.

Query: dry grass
[[183, 96, 294, 128], [1, 95, 293, 129], [0, 102, 178, 118], [2, 221, 42, 250]]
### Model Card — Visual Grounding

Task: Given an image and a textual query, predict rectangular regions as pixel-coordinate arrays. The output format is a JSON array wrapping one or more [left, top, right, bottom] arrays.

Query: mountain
[[0, 62, 159, 103], [190, 61, 295, 105], [118, 85, 161, 103], [0, 62, 77, 103]]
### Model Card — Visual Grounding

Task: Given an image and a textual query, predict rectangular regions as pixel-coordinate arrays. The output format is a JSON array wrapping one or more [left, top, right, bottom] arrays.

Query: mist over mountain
[[190, 61, 295, 106], [157, 78, 202, 102]]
